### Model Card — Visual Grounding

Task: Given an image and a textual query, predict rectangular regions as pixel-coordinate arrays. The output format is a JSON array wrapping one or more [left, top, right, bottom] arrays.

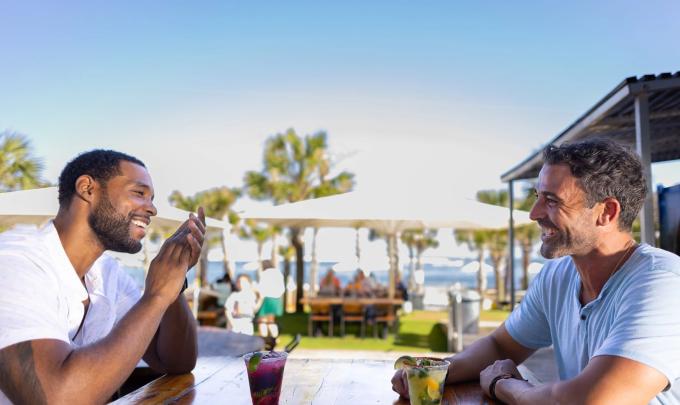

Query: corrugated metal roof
[[502, 72, 680, 182]]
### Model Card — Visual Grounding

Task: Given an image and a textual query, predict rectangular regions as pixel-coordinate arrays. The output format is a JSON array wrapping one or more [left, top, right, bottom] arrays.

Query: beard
[[538, 216, 596, 259], [88, 191, 142, 254]]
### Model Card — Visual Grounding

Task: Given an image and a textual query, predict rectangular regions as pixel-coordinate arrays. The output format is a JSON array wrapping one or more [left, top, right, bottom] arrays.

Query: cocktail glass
[[403, 357, 450, 405], [243, 351, 288, 405]]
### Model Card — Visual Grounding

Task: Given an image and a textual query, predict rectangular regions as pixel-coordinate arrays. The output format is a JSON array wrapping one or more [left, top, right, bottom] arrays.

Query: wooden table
[[300, 297, 405, 306], [113, 356, 536, 404], [301, 297, 405, 337]]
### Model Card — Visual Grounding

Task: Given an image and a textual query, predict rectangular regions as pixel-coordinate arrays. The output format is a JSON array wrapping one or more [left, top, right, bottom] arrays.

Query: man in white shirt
[[0, 150, 206, 404], [392, 139, 680, 404]]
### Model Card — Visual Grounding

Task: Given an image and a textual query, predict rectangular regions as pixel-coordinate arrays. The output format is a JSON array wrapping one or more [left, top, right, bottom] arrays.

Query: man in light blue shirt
[[392, 139, 680, 404]]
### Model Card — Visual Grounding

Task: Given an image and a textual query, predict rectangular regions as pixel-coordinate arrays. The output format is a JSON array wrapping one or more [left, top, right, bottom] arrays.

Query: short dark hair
[[58, 150, 145, 206], [542, 138, 646, 231]]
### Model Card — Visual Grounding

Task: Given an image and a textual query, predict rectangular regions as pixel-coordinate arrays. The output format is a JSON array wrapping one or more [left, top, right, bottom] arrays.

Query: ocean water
[[123, 258, 542, 291]]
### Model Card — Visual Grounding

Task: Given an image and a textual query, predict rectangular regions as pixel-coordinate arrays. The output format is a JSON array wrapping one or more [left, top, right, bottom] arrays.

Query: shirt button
[[580, 315, 586, 321]]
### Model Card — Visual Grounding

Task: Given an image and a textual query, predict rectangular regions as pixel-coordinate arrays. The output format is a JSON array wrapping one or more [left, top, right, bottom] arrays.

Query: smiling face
[[530, 164, 600, 259], [88, 161, 157, 253]]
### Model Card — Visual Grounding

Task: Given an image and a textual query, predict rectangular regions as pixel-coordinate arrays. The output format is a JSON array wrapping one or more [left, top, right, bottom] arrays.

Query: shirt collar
[[42, 221, 89, 301]]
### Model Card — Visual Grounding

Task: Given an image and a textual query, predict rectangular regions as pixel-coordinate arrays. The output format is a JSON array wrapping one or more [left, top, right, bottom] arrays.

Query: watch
[[489, 373, 515, 400]]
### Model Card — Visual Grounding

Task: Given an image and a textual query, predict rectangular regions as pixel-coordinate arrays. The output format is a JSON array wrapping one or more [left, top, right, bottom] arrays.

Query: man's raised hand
[[145, 207, 207, 305]]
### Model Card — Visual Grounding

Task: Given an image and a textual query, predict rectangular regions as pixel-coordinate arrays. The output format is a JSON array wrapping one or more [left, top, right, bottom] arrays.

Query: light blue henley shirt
[[506, 244, 680, 404]]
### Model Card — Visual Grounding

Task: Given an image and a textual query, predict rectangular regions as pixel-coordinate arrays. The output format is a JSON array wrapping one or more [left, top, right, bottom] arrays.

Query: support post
[[508, 180, 516, 311], [635, 93, 655, 245]]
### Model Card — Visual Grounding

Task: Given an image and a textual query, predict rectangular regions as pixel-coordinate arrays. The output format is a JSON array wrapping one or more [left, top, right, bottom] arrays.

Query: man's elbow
[[166, 356, 197, 375]]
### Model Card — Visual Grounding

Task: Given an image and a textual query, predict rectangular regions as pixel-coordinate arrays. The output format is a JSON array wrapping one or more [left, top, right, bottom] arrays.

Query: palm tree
[[514, 185, 539, 290], [238, 219, 276, 281], [278, 242, 296, 312], [401, 229, 439, 292], [244, 129, 354, 312], [0, 131, 46, 192], [453, 228, 489, 295]]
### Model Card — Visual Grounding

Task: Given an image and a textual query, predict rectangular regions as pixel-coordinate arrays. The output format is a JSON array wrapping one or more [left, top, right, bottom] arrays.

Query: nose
[[146, 200, 158, 217], [529, 199, 543, 222]]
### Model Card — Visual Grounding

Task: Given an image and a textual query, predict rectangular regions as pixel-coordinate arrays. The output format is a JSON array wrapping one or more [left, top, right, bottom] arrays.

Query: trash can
[[447, 288, 481, 352]]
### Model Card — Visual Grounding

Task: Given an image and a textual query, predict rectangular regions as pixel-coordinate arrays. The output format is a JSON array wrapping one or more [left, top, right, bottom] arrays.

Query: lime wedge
[[425, 377, 441, 400], [247, 352, 263, 373], [393, 355, 416, 369]]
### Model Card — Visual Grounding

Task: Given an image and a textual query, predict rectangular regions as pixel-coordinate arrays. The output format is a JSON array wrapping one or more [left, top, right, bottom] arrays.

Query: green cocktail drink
[[395, 356, 449, 405]]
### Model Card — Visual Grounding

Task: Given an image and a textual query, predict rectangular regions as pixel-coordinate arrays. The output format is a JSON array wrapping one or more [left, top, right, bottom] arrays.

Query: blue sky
[[2, 1, 679, 260]]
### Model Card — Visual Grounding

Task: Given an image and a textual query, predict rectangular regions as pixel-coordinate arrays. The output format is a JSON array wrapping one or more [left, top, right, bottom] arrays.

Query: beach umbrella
[[241, 189, 533, 297], [0, 187, 229, 231]]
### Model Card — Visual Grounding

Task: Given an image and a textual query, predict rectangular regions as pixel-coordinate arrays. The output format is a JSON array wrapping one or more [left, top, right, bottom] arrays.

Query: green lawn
[[275, 309, 509, 352]]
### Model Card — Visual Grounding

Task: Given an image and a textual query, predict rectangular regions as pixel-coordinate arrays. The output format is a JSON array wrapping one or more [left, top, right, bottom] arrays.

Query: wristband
[[489, 373, 514, 400]]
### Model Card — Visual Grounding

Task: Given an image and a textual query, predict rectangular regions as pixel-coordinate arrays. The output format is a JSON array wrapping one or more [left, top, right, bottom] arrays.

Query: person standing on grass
[[256, 260, 285, 349], [0, 150, 206, 404], [392, 139, 680, 404], [224, 274, 259, 335]]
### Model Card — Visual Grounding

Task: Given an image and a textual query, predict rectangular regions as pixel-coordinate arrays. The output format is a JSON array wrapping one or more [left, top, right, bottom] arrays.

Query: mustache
[[537, 219, 558, 229]]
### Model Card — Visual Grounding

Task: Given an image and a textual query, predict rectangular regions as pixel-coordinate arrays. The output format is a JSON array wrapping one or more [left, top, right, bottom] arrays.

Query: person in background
[[345, 269, 374, 297], [212, 271, 234, 308], [319, 267, 342, 296], [392, 138, 680, 404], [395, 271, 409, 301], [224, 274, 258, 335], [256, 260, 285, 349]]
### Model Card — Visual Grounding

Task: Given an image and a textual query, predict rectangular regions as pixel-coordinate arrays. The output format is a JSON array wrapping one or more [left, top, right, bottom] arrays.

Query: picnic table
[[300, 296, 405, 338], [113, 356, 538, 404]]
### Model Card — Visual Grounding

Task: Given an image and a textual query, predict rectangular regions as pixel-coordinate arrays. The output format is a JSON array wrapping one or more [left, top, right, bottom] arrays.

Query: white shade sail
[[0, 187, 229, 231], [241, 190, 533, 233]]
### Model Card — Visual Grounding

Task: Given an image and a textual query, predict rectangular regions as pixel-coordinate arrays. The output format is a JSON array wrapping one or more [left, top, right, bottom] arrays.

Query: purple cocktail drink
[[243, 351, 288, 405]]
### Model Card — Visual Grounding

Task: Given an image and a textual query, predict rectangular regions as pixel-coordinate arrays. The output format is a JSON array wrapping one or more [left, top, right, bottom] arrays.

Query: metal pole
[[635, 93, 655, 245], [455, 292, 463, 352], [509, 180, 516, 310]]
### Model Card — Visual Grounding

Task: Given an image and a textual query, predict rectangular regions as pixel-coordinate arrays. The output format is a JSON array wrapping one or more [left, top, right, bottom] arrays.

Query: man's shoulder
[[631, 244, 680, 277], [0, 226, 54, 277], [534, 256, 577, 285]]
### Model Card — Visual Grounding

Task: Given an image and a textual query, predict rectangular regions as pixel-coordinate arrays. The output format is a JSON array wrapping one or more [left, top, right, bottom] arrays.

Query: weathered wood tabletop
[[112, 356, 529, 404]]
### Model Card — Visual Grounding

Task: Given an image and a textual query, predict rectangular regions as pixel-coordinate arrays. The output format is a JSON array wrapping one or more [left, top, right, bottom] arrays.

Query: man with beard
[[392, 139, 680, 404], [0, 150, 206, 404]]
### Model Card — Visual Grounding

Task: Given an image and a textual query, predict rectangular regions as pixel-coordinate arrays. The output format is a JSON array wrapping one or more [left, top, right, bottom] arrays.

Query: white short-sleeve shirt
[[506, 244, 680, 405], [0, 222, 142, 404]]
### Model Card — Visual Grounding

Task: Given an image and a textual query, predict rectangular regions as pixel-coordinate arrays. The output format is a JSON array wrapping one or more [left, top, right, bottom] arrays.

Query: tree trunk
[[407, 245, 415, 291], [220, 232, 234, 285], [310, 228, 319, 297], [387, 234, 398, 298], [291, 228, 305, 313], [256, 242, 264, 281], [143, 233, 151, 276], [199, 246, 210, 287], [271, 233, 279, 268], [355, 228, 361, 271], [491, 256, 505, 304], [521, 243, 531, 290], [477, 250, 487, 294]]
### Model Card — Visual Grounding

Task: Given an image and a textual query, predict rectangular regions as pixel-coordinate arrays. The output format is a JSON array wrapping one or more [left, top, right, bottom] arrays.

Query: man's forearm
[[445, 335, 508, 383], [144, 295, 197, 373], [53, 294, 170, 403]]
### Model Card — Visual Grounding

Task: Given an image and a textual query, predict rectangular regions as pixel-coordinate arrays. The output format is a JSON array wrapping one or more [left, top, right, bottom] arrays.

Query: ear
[[74, 175, 98, 204], [596, 197, 621, 228]]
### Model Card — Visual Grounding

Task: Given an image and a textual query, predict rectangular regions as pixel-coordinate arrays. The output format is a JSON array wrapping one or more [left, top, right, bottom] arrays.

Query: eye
[[133, 190, 145, 196]]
